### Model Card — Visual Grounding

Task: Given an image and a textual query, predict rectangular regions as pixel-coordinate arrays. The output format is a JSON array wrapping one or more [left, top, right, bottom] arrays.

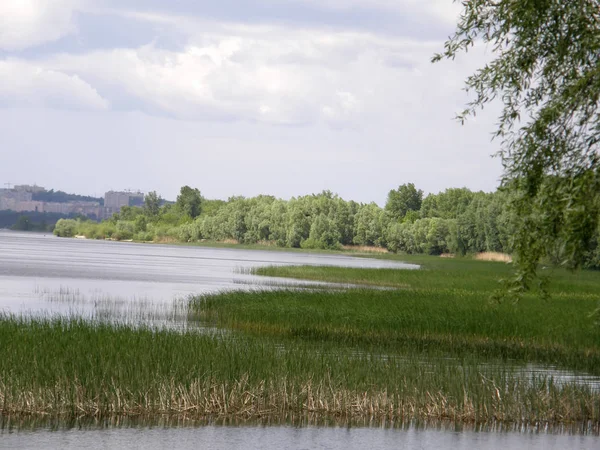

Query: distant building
[[0, 185, 101, 220], [1, 184, 147, 221], [0, 188, 32, 210], [103, 190, 145, 216]]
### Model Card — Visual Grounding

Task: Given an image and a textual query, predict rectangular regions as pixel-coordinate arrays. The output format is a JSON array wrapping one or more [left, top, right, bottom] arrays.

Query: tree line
[[53, 184, 600, 269], [0, 210, 83, 232], [32, 189, 104, 205]]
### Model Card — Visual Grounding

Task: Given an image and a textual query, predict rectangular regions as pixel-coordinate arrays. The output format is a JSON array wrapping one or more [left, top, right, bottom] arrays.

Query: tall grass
[[191, 288, 600, 374], [1, 318, 598, 424], [190, 259, 600, 374], [253, 256, 600, 294]]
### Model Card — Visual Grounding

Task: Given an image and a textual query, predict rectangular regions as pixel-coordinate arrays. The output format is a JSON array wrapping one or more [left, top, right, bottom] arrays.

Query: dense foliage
[[53, 184, 600, 268], [32, 189, 103, 205], [0, 210, 78, 232], [434, 0, 600, 287]]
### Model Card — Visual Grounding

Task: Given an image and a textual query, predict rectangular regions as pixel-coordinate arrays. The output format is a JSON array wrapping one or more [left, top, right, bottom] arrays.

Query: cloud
[[0, 1, 503, 204], [40, 21, 455, 126], [0, 60, 109, 110], [0, 0, 82, 51], [79, 1, 454, 45]]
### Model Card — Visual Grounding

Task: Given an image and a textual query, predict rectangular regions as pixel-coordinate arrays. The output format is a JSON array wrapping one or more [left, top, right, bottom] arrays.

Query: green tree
[[202, 199, 226, 217], [420, 188, 475, 220], [144, 191, 161, 218], [354, 203, 388, 247], [434, 1, 600, 289], [302, 214, 342, 250], [134, 215, 148, 233], [385, 183, 423, 221], [426, 218, 455, 255], [176, 186, 203, 219], [115, 206, 143, 222], [12, 215, 31, 231], [285, 197, 312, 248], [53, 219, 78, 237]]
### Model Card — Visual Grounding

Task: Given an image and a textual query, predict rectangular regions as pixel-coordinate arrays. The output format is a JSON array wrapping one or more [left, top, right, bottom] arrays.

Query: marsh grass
[[184, 259, 600, 426], [191, 288, 600, 374], [1, 318, 599, 425], [193, 259, 600, 374], [252, 256, 600, 292]]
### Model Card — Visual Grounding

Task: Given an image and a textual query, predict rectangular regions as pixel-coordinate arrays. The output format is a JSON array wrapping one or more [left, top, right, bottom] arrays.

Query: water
[[0, 230, 416, 320], [1, 424, 599, 450]]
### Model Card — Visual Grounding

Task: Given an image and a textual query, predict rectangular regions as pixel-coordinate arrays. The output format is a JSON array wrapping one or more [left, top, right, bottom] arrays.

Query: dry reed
[[474, 252, 513, 263], [342, 245, 389, 254], [2, 377, 598, 425]]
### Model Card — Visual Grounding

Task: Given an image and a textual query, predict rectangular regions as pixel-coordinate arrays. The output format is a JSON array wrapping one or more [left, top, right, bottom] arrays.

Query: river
[[0, 230, 416, 320], [1, 423, 599, 450]]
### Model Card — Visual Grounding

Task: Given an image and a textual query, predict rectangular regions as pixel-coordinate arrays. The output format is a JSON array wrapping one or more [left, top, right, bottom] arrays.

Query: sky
[[0, 0, 503, 204]]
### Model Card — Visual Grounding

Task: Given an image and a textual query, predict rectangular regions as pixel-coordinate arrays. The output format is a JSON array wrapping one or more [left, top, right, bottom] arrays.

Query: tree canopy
[[434, 0, 600, 291], [385, 183, 423, 220], [32, 189, 103, 205], [176, 186, 202, 219], [144, 191, 161, 218]]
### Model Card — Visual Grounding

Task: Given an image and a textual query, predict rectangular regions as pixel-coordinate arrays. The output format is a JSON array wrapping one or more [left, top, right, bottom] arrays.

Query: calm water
[[1, 230, 599, 447], [1, 424, 599, 450], [0, 230, 416, 319]]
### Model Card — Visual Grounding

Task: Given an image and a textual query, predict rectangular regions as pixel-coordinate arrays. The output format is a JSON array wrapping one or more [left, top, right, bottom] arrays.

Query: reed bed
[[252, 256, 600, 294], [192, 287, 600, 374], [341, 245, 389, 254], [474, 252, 513, 262], [3, 378, 599, 425], [0, 318, 599, 424]]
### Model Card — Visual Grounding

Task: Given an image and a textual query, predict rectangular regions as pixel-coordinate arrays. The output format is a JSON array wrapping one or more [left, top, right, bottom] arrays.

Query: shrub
[[53, 219, 78, 237], [112, 221, 135, 240]]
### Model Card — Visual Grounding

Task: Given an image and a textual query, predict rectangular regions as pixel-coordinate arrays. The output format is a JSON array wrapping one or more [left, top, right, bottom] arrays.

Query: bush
[[176, 222, 202, 242], [134, 231, 154, 242], [53, 219, 78, 237], [112, 221, 135, 241]]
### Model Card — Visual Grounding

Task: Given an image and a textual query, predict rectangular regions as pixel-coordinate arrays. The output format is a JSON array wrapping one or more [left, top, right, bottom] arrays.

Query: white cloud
[[42, 22, 458, 126], [0, 60, 109, 110], [0, 0, 82, 51], [0, 1, 503, 202]]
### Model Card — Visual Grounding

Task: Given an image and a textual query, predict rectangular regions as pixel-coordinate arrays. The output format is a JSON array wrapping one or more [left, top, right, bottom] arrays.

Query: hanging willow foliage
[[434, 0, 600, 292]]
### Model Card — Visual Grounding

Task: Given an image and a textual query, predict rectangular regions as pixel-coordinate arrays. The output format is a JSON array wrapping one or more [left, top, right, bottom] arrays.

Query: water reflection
[[0, 230, 416, 319], [1, 414, 599, 434], [0, 418, 599, 450]]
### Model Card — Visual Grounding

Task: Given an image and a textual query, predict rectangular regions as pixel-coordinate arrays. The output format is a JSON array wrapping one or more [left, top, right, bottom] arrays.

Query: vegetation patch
[[0, 318, 599, 426], [475, 252, 513, 263]]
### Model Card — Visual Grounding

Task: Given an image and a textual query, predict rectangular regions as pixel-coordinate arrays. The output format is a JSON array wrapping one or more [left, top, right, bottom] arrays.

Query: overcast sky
[[0, 0, 502, 204]]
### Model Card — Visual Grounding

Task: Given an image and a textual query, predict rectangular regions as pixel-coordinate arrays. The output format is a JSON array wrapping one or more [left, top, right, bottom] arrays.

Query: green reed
[[0, 317, 598, 424], [190, 258, 600, 373]]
